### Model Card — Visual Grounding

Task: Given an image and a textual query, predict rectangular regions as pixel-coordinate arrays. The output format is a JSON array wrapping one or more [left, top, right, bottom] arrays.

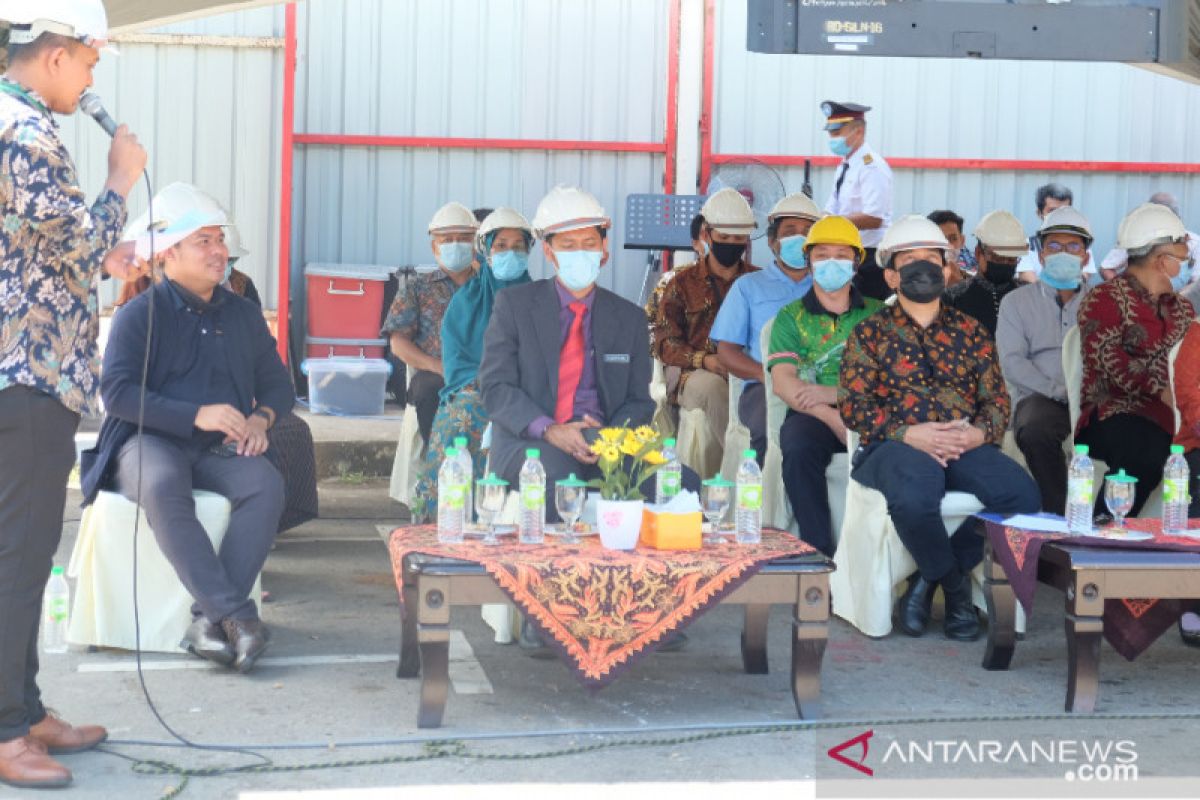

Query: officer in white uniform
[[822, 100, 893, 300]]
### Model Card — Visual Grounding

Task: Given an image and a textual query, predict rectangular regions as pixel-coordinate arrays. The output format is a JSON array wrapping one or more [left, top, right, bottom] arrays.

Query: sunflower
[[633, 425, 657, 443], [597, 427, 625, 445], [597, 444, 621, 463], [642, 450, 667, 466], [619, 435, 644, 457]]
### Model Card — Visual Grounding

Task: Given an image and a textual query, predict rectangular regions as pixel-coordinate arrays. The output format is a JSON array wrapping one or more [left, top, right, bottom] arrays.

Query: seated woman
[[409, 209, 533, 522]]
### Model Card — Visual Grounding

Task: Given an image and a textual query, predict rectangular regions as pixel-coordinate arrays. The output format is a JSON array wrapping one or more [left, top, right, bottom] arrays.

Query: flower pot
[[596, 498, 645, 550]]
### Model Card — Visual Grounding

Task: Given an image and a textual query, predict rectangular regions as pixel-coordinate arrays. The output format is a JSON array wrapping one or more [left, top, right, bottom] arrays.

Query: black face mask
[[897, 260, 946, 303], [983, 261, 1017, 286], [710, 241, 746, 268]]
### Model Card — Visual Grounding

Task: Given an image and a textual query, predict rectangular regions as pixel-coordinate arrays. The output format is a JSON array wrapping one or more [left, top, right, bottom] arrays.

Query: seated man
[[382, 202, 478, 443], [1077, 202, 1195, 516], [81, 211, 293, 673], [944, 210, 1029, 338], [649, 189, 757, 462], [1014, 183, 1100, 285], [768, 216, 882, 556], [839, 215, 1040, 641], [996, 207, 1094, 514], [710, 193, 822, 464], [927, 209, 974, 287], [1098, 192, 1200, 282], [481, 186, 700, 511]]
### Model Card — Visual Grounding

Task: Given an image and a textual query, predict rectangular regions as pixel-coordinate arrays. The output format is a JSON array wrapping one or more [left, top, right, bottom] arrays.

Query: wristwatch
[[691, 350, 707, 370]]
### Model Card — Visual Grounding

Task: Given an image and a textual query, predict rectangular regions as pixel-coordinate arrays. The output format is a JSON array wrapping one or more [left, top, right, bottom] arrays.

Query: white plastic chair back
[[1062, 325, 1083, 436], [389, 366, 426, 505], [650, 358, 676, 439], [1169, 338, 1185, 435], [719, 374, 753, 481]]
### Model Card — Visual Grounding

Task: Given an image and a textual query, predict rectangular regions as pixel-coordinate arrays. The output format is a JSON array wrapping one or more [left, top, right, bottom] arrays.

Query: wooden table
[[395, 551, 833, 728], [982, 538, 1200, 712]]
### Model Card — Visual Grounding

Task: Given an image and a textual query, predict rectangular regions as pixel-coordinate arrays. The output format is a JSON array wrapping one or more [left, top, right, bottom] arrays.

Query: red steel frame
[[276, 0, 684, 362]]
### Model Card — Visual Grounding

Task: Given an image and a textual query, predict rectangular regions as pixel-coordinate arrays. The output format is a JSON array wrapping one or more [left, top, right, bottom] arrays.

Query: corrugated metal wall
[[60, 6, 285, 306], [291, 0, 670, 304], [713, 0, 1200, 262]]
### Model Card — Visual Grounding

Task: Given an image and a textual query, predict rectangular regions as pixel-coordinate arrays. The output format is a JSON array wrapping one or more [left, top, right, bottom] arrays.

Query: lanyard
[[0, 78, 51, 118]]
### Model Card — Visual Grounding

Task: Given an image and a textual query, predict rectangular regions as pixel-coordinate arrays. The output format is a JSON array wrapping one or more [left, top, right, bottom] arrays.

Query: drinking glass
[[1104, 473, 1136, 530], [554, 480, 587, 545], [475, 475, 509, 546], [702, 478, 732, 545]]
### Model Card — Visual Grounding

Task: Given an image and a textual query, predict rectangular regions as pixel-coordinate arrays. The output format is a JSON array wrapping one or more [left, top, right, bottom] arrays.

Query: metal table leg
[[1064, 573, 1103, 713], [417, 575, 452, 728], [791, 573, 828, 719]]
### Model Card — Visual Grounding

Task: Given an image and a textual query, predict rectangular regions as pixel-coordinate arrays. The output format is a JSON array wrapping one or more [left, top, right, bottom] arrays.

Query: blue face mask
[[1041, 252, 1083, 291], [1171, 257, 1193, 293], [778, 235, 808, 269], [490, 250, 528, 281], [554, 249, 602, 292], [813, 258, 855, 292], [828, 136, 851, 157], [438, 241, 473, 272]]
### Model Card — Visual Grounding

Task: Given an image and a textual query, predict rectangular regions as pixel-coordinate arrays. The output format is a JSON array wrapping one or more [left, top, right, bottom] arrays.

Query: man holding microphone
[[0, 1, 146, 788]]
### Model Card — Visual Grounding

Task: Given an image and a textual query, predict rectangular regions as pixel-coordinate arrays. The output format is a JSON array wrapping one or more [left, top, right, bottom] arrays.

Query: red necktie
[[555, 302, 587, 424]]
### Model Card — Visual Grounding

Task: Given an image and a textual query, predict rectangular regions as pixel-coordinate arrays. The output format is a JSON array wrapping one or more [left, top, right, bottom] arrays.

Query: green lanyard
[[0, 77, 51, 118]]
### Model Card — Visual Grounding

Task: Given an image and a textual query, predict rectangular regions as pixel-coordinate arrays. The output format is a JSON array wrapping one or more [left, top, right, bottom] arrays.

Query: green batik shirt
[[766, 287, 882, 385]]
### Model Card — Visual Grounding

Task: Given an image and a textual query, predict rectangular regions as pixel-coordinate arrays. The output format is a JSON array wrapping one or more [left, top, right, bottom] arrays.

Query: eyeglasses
[[1043, 241, 1086, 256]]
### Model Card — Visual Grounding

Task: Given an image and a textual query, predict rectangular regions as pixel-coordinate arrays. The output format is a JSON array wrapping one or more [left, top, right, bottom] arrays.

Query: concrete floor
[[20, 480, 1200, 799]]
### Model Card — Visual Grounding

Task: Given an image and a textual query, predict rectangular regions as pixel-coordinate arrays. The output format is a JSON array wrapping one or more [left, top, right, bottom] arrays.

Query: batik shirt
[[838, 303, 1010, 449], [766, 287, 881, 385], [381, 269, 457, 360], [0, 79, 128, 415]]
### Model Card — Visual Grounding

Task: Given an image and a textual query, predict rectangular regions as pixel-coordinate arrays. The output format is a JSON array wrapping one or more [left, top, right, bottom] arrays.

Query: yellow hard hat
[[803, 215, 865, 263]]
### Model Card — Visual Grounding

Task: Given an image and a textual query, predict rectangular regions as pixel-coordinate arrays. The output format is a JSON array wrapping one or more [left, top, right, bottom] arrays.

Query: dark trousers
[[113, 434, 284, 624], [0, 386, 79, 742], [1186, 450, 1200, 519], [853, 248, 889, 302], [1012, 394, 1072, 515], [853, 441, 1040, 581], [737, 381, 767, 467], [1076, 412, 1172, 517], [408, 370, 444, 443], [495, 442, 700, 523], [780, 410, 843, 556]]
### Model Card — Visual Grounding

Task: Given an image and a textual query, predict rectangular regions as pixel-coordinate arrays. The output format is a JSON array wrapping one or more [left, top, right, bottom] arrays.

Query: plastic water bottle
[[1163, 444, 1190, 536], [656, 438, 682, 505], [1066, 444, 1094, 535], [453, 436, 474, 524], [43, 566, 70, 654], [437, 447, 467, 544], [519, 448, 546, 544], [735, 448, 763, 544]]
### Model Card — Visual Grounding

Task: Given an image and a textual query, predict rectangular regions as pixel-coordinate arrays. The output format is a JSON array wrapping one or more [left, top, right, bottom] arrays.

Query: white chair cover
[[719, 374, 753, 481], [67, 490, 261, 653], [388, 368, 426, 505]]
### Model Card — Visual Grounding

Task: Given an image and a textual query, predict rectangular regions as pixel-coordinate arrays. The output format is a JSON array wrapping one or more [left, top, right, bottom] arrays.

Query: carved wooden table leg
[[741, 604, 770, 674], [791, 573, 829, 720], [1064, 571, 1104, 713], [417, 575, 452, 728], [982, 541, 1017, 671], [397, 558, 420, 678]]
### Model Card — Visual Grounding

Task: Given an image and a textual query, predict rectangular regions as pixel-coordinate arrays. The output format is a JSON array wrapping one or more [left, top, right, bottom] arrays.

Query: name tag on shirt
[[603, 353, 631, 364]]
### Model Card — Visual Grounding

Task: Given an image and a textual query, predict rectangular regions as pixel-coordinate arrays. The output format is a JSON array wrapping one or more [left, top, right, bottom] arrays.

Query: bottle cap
[[664, 438, 676, 448], [743, 449, 756, 459], [1074, 444, 1089, 455], [454, 436, 468, 447], [51, 566, 64, 576], [557, 473, 589, 487], [445, 447, 459, 458], [1108, 469, 1137, 484], [1171, 444, 1185, 455], [526, 448, 541, 458]]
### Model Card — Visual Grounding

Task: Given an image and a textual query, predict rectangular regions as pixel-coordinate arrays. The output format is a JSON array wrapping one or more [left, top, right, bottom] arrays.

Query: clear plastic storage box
[[303, 357, 391, 416]]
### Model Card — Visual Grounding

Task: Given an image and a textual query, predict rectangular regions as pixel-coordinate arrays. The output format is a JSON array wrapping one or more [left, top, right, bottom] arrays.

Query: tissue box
[[639, 508, 702, 551]]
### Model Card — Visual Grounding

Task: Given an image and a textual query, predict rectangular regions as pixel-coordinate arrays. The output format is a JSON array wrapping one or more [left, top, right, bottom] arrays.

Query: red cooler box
[[305, 263, 391, 340], [306, 337, 388, 359]]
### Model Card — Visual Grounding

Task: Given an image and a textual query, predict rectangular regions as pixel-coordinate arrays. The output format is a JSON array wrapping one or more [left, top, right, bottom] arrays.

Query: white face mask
[[554, 249, 602, 291], [437, 241, 473, 272]]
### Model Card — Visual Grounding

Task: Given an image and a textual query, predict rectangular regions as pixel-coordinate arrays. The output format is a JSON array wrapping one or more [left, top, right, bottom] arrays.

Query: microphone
[[79, 92, 118, 137]]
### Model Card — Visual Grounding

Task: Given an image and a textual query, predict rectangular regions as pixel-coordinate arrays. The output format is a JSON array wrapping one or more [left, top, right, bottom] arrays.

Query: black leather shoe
[[1179, 612, 1200, 648], [181, 617, 234, 666], [941, 568, 981, 641], [220, 618, 270, 673], [895, 573, 937, 637], [518, 618, 555, 660]]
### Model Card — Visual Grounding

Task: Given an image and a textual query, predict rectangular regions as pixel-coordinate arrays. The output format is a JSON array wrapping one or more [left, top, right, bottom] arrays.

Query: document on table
[[1003, 514, 1071, 533]]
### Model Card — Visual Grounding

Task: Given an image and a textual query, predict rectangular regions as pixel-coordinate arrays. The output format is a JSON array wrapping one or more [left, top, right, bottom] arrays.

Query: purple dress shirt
[[526, 281, 603, 438]]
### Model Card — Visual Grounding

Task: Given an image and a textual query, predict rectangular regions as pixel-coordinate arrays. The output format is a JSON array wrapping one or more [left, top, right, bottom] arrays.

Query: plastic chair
[[650, 358, 677, 439], [719, 374, 753, 481], [758, 319, 848, 536], [67, 490, 261, 653], [831, 431, 1001, 638], [674, 374, 725, 481], [388, 367, 425, 506]]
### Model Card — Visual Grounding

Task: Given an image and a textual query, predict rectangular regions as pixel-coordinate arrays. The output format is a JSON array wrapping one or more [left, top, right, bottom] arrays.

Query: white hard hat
[[767, 192, 823, 225], [974, 210, 1030, 258], [1037, 206, 1093, 246], [1117, 202, 1186, 253], [427, 201, 478, 235], [531, 185, 611, 239], [122, 182, 240, 252], [0, 0, 114, 52], [877, 214, 951, 267], [223, 224, 249, 259], [476, 207, 533, 251], [700, 187, 757, 235]]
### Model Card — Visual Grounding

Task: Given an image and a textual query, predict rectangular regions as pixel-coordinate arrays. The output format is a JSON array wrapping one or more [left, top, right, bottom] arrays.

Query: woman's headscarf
[[439, 228, 532, 400]]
